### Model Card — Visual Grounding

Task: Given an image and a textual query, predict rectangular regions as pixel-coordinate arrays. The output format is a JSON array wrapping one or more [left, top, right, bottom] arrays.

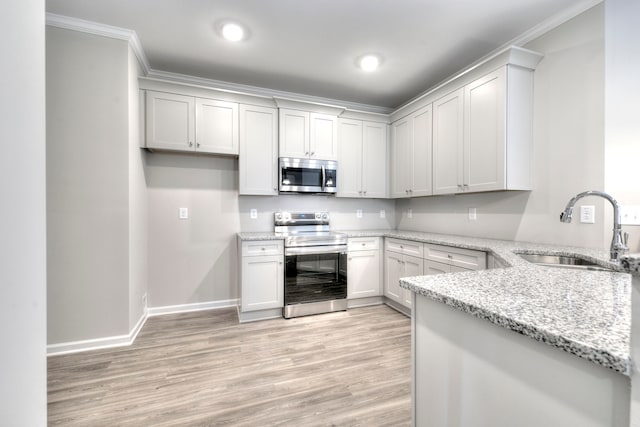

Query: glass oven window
[[285, 252, 347, 305]]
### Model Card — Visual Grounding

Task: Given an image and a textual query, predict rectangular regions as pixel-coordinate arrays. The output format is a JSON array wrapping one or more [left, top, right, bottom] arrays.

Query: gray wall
[[604, 0, 640, 252], [396, 4, 606, 249], [47, 28, 131, 343], [128, 48, 148, 329], [146, 154, 394, 308], [0, 0, 47, 423]]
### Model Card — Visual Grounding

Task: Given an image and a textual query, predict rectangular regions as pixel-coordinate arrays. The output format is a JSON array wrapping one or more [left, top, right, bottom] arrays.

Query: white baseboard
[[146, 299, 238, 317], [47, 311, 148, 356], [47, 299, 238, 356]]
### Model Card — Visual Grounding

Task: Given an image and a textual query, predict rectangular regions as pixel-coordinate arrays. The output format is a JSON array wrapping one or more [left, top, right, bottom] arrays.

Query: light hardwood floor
[[48, 304, 411, 426]]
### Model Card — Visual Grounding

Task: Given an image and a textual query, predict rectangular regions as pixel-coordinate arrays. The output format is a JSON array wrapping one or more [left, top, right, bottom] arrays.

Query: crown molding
[[46, 13, 151, 74], [146, 68, 392, 114]]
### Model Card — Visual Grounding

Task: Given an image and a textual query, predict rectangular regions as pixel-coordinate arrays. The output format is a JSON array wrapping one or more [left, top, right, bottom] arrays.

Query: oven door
[[284, 245, 347, 305], [279, 158, 337, 193]]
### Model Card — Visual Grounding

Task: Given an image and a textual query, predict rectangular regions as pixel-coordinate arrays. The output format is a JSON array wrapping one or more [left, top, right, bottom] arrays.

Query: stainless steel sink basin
[[518, 253, 615, 272]]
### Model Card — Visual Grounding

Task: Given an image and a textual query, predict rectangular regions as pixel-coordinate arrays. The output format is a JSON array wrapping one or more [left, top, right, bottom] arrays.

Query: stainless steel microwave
[[279, 158, 337, 194]]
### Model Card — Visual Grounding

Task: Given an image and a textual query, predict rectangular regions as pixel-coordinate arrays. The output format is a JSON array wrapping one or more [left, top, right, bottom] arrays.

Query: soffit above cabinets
[[46, 0, 600, 111]]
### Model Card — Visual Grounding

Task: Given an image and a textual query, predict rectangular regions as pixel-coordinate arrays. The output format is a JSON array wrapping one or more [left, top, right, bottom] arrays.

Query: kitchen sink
[[517, 253, 615, 272]]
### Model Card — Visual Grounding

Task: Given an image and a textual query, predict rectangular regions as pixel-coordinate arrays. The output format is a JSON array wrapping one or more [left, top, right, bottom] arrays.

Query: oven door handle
[[285, 245, 347, 256]]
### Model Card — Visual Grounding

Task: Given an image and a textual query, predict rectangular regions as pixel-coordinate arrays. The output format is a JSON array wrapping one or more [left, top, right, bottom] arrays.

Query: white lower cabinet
[[384, 238, 425, 310], [347, 237, 382, 300], [384, 238, 487, 312], [239, 240, 284, 313]]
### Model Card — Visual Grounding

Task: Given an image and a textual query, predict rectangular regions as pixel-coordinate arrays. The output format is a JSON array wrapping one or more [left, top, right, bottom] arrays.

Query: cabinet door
[[433, 88, 464, 195], [424, 259, 451, 275], [146, 91, 195, 151], [402, 255, 424, 308], [464, 68, 506, 192], [310, 113, 338, 160], [362, 121, 388, 198], [239, 105, 278, 195], [391, 117, 412, 198], [241, 254, 284, 312], [411, 105, 433, 197], [279, 108, 309, 158], [347, 250, 381, 299], [337, 118, 363, 197], [195, 98, 238, 154], [384, 251, 404, 303]]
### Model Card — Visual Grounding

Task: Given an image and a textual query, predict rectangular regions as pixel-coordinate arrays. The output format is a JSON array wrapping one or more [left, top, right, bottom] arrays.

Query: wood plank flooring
[[48, 304, 411, 426]]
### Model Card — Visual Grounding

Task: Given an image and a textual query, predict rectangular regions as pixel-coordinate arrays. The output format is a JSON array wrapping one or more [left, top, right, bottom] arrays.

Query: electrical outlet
[[179, 207, 189, 219], [356, 209, 363, 218], [250, 209, 258, 219], [407, 209, 413, 219], [580, 205, 595, 224], [468, 207, 477, 220], [379, 209, 386, 219]]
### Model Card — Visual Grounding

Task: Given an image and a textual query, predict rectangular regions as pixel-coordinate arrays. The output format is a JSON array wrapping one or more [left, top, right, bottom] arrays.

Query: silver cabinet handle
[[305, 152, 309, 156], [197, 142, 200, 148], [310, 151, 315, 156], [363, 190, 367, 195], [189, 141, 193, 147]]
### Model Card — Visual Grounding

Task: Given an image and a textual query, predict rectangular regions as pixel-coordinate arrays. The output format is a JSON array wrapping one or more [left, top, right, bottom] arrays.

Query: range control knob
[[322, 213, 329, 220], [315, 212, 322, 220], [275, 212, 283, 221]]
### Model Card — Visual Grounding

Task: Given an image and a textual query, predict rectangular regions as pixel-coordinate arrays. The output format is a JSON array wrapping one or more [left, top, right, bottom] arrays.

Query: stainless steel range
[[275, 211, 348, 318]]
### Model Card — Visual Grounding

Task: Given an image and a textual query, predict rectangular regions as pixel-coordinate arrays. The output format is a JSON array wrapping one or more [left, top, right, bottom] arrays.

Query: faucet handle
[[624, 232, 629, 246]]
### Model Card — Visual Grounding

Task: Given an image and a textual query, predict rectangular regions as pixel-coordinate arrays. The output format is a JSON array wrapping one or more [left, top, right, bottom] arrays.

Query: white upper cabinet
[[146, 91, 195, 151], [279, 109, 309, 158], [310, 113, 338, 160], [391, 104, 432, 198], [145, 90, 239, 155], [433, 65, 533, 195], [338, 118, 388, 198], [279, 108, 337, 160], [239, 104, 278, 195], [195, 98, 239, 155], [433, 88, 464, 195]]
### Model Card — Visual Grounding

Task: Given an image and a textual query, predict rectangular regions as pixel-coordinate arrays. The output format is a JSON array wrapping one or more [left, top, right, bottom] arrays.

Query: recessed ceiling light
[[221, 22, 245, 42], [359, 55, 380, 72]]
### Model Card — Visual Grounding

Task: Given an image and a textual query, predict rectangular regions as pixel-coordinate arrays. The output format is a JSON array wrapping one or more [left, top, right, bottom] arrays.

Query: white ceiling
[[46, 0, 597, 111]]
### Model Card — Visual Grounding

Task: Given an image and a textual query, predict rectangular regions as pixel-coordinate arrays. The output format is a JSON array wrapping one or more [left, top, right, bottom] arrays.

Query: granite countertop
[[238, 229, 632, 375]]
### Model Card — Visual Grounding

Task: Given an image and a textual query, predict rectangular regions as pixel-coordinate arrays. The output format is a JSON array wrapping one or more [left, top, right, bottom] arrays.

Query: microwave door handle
[[321, 165, 326, 191]]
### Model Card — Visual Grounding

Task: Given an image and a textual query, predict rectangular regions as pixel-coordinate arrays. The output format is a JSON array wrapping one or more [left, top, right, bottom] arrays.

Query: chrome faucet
[[560, 190, 628, 263]]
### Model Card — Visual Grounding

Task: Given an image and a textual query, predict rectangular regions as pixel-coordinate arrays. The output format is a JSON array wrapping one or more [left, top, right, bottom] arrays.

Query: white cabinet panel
[[241, 255, 284, 312], [433, 88, 464, 195], [385, 238, 424, 258], [348, 237, 380, 252], [391, 105, 432, 198], [464, 68, 506, 192], [384, 250, 404, 304], [239, 105, 278, 195], [240, 240, 284, 313], [337, 119, 363, 198], [195, 98, 238, 155], [279, 108, 309, 158], [402, 255, 423, 308], [424, 243, 486, 270], [338, 119, 388, 198], [146, 91, 195, 151], [310, 113, 338, 160], [347, 250, 382, 299]]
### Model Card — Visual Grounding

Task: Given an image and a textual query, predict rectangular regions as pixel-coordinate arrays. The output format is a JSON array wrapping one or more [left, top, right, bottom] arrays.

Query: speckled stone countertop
[[238, 229, 632, 375]]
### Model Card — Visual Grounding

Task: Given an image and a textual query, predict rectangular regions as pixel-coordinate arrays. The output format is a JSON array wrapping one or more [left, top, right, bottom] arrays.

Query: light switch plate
[[179, 207, 189, 220], [407, 209, 413, 219], [379, 209, 386, 219], [580, 205, 595, 224], [621, 206, 640, 225], [250, 209, 258, 219], [356, 209, 363, 218]]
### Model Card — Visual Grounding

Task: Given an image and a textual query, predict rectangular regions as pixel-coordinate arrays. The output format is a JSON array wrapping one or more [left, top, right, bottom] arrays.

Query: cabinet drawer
[[242, 240, 284, 256], [424, 243, 486, 270], [348, 237, 380, 251], [385, 238, 424, 258]]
